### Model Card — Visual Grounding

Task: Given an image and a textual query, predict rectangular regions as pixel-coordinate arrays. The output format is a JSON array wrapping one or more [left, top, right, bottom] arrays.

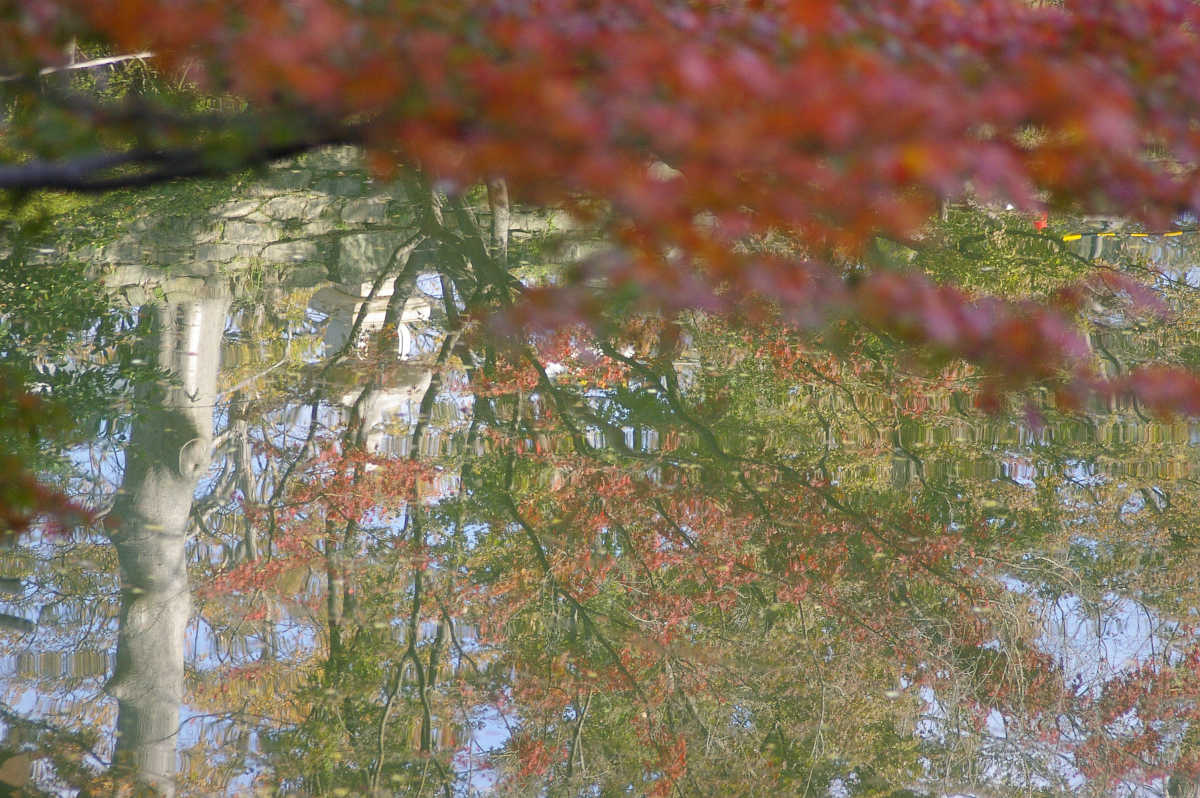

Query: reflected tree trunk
[[105, 284, 230, 797], [486, 177, 509, 267]]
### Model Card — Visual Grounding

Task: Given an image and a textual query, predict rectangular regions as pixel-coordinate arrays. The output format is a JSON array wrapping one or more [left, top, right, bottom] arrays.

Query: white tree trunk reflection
[[106, 286, 229, 796]]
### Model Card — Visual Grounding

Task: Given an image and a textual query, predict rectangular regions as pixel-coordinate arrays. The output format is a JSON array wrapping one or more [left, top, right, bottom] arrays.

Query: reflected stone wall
[[83, 147, 579, 295]]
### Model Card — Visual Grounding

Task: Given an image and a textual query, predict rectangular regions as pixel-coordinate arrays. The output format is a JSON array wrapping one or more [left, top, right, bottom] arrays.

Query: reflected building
[[309, 278, 437, 459]]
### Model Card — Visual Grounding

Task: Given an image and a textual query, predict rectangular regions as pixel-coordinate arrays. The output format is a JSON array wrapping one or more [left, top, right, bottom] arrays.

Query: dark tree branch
[[0, 129, 361, 192]]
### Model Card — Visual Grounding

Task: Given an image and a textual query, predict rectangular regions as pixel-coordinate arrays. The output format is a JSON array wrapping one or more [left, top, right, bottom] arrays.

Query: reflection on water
[[4, 152, 1200, 796]]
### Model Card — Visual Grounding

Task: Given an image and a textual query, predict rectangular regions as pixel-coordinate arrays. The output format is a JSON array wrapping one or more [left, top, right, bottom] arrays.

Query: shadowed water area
[[6, 151, 1200, 797]]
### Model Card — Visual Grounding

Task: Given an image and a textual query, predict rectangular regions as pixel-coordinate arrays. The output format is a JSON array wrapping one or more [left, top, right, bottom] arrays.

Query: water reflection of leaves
[[11, 182, 1200, 795]]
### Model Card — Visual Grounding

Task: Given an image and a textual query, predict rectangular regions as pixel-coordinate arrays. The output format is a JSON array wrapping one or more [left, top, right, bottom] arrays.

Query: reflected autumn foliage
[[180, 214, 1200, 795], [6, 165, 1200, 797]]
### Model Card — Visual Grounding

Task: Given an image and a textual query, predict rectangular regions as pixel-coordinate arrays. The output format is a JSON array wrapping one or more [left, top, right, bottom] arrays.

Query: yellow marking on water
[[1061, 230, 1188, 240]]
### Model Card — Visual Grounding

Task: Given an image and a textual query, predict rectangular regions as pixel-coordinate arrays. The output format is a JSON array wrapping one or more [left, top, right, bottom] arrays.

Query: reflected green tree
[[8, 164, 1200, 797]]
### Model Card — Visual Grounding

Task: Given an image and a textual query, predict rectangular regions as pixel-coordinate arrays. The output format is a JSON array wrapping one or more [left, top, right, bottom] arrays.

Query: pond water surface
[[4, 151, 1200, 797]]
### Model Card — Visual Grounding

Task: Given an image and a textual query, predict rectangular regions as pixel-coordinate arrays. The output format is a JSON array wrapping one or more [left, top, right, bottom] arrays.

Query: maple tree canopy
[[4, 0, 1200, 406]]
